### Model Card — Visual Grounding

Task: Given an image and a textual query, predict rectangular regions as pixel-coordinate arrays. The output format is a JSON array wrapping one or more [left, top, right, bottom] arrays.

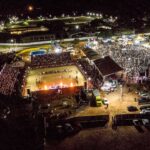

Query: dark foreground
[[45, 126, 150, 150]]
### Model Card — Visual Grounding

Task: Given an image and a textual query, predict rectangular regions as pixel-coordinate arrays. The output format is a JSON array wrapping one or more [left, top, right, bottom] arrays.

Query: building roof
[[82, 48, 99, 60], [94, 56, 123, 77]]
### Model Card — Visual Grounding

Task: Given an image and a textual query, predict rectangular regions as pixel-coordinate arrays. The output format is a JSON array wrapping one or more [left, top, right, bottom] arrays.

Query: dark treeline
[[0, 0, 150, 18]]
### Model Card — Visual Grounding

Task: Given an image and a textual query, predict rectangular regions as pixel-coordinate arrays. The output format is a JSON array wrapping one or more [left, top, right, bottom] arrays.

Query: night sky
[[0, 0, 150, 17]]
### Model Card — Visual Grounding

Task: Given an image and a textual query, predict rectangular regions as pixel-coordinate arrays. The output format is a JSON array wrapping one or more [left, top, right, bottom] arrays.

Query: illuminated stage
[[23, 65, 86, 96]]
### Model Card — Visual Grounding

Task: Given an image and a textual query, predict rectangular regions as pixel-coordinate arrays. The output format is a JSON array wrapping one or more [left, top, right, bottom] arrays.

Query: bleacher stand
[[31, 52, 72, 68], [0, 64, 19, 95]]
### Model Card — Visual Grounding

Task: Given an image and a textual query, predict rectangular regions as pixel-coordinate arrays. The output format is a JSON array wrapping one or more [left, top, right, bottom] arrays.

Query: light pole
[[10, 39, 16, 52], [75, 25, 80, 30], [120, 84, 123, 99]]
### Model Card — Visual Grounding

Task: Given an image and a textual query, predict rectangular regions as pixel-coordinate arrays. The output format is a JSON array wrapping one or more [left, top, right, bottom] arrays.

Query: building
[[94, 56, 123, 80]]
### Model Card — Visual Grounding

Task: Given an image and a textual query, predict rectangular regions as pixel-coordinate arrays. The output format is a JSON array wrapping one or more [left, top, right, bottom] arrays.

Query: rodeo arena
[[0, 34, 150, 139]]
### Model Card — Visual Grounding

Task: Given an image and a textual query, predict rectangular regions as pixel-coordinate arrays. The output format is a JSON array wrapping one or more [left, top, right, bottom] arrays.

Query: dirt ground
[[44, 85, 149, 150], [74, 85, 139, 118], [23, 65, 86, 96], [45, 126, 150, 150]]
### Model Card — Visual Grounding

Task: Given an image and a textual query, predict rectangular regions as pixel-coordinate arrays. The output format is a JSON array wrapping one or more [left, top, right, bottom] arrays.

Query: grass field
[[23, 65, 86, 96], [16, 45, 53, 62]]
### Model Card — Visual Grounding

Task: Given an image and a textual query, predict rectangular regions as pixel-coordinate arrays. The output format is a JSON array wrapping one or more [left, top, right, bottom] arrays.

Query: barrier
[[114, 114, 150, 126]]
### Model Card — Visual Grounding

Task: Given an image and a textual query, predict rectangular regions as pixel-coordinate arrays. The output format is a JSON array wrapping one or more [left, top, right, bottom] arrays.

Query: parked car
[[0, 107, 10, 119], [64, 123, 74, 134], [103, 99, 109, 105], [140, 93, 149, 99], [101, 81, 116, 92], [142, 119, 150, 127], [127, 106, 138, 112], [139, 91, 150, 98], [140, 109, 150, 114], [38, 104, 51, 114], [56, 125, 64, 135], [140, 105, 150, 110], [139, 91, 149, 95], [133, 119, 143, 126], [138, 98, 150, 105], [55, 123, 80, 137], [101, 85, 111, 92]]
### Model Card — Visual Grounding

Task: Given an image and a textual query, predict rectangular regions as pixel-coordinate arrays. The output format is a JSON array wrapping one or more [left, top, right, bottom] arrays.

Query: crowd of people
[[0, 64, 19, 96], [0, 52, 15, 70], [93, 41, 150, 83], [31, 52, 72, 68], [77, 59, 103, 88]]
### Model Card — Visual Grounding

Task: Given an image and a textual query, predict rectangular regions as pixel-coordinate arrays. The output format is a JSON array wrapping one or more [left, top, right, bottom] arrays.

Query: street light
[[61, 14, 65, 17], [88, 77, 91, 81], [10, 39, 14, 43], [0, 22, 4, 31], [10, 39, 15, 52], [28, 5, 34, 12], [86, 12, 88, 15], [75, 25, 80, 30], [49, 14, 52, 18]]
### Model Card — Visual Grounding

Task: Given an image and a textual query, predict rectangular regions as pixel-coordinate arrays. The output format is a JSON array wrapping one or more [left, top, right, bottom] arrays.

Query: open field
[[5, 16, 94, 29], [23, 65, 86, 96], [16, 45, 52, 62], [45, 126, 150, 150]]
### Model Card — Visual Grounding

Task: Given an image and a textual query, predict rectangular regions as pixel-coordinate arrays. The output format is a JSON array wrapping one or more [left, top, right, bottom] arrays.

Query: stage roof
[[94, 56, 123, 77], [82, 48, 99, 60]]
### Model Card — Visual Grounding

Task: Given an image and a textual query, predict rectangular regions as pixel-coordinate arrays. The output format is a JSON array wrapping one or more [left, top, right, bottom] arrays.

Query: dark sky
[[0, 0, 150, 17]]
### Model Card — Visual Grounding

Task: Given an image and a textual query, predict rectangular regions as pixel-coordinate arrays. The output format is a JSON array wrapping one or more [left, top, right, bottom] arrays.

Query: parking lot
[[73, 85, 139, 118]]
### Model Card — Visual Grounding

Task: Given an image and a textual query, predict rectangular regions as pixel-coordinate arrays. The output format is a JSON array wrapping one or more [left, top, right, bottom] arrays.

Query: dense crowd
[[31, 52, 72, 68], [94, 41, 150, 83], [0, 64, 19, 95], [0, 52, 15, 70], [77, 59, 103, 88]]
